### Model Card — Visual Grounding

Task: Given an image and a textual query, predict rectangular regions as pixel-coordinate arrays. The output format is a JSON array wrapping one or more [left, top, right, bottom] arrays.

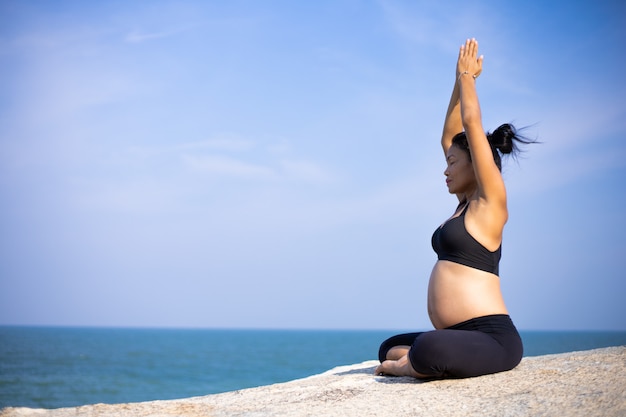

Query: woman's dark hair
[[451, 123, 535, 171]]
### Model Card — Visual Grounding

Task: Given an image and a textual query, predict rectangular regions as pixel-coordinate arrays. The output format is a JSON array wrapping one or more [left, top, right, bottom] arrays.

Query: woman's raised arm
[[440, 80, 462, 156], [457, 39, 506, 206], [441, 50, 482, 156]]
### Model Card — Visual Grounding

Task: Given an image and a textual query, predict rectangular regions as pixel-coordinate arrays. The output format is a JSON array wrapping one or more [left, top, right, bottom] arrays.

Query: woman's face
[[444, 145, 476, 195]]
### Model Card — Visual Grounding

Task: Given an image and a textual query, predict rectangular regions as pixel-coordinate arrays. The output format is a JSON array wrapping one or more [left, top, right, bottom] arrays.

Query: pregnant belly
[[427, 260, 508, 329]]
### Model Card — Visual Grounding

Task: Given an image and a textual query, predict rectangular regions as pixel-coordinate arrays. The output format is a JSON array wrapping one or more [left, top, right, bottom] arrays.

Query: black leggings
[[378, 314, 523, 378]]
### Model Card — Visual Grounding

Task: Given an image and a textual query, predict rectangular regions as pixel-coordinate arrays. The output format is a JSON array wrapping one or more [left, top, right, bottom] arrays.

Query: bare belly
[[427, 260, 509, 329]]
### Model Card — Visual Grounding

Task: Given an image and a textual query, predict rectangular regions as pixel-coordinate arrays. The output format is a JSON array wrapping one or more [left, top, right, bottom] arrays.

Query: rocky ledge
[[2, 346, 624, 417]]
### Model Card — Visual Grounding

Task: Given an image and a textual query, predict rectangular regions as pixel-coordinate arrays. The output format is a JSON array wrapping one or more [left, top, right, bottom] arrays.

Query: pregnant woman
[[376, 38, 534, 379]]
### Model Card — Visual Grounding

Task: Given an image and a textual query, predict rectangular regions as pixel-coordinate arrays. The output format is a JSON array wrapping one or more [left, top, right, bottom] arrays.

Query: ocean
[[1, 326, 625, 410]]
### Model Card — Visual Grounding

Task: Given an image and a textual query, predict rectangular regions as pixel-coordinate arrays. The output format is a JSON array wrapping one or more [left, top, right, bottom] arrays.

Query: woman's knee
[[408, 329, 520, 378], [407, 332, 455, 376]]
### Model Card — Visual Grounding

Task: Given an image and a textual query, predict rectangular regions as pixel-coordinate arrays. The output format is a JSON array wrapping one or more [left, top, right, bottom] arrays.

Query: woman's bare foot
[[374, 354, 424, 378]]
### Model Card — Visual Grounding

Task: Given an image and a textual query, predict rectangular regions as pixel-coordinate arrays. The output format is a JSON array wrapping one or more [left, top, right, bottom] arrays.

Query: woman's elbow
[[461, 109, 482, 128]]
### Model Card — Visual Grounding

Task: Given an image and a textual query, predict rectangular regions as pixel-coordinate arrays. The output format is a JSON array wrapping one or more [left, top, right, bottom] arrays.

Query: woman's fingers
[[469, 38, 478, 57], [458, 38, 482, 77], [475, 54, 483, 78], [457, 38, 484, 80]]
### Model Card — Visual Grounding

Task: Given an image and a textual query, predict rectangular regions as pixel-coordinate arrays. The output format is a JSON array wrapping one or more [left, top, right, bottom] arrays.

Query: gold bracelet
[[457, 71, 476, 82]]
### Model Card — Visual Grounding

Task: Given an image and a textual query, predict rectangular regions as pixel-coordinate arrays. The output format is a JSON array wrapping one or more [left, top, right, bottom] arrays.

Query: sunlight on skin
[[374, 346, 428, 379], [375, 356, 422, 378]]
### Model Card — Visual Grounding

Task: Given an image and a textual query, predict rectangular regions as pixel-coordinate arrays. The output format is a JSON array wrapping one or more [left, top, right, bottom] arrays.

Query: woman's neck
[[462, 188, 478, 203]]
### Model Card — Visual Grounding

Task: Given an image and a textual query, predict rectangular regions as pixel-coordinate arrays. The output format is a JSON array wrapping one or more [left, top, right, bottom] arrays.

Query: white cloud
[[7, 44, 141, 125], [128, 136, 255, 159], [378, 0, 442, 45], [71, 177, 183, 214], [279, 159, 334, 184], [188, 137, 255, 152], [378, 0, 492, 52], [182, 154, 277, 179], [180, 153, 339, 185], [496, 83, 626, 196], [506, 143, 625, 196], [124, 28, 187, 44]]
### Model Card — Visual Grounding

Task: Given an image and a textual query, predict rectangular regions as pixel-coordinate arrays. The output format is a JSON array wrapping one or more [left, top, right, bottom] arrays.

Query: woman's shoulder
[[464, 197, 507, 247]]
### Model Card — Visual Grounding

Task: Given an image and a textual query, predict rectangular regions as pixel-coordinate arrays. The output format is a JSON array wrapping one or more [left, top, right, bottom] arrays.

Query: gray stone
[[2, 346, 624, 417]]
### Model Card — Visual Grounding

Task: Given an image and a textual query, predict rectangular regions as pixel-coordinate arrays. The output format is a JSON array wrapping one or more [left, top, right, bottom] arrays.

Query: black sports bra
[[431, 203, 501, 275]]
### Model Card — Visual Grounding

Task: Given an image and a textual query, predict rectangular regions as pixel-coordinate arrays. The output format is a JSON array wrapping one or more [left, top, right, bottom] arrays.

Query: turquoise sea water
[[1, 327, 625, 410]]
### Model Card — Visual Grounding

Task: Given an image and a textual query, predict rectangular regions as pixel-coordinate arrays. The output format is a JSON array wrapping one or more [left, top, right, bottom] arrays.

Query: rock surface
[[2, 346, 625, 417]]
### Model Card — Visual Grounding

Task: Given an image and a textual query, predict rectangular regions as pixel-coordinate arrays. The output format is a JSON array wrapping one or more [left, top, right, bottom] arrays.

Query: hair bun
[[489, 123, 515, 154]]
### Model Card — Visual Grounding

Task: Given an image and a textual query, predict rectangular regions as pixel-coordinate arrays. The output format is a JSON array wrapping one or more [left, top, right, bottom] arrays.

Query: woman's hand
[[456, 38, 483, 80]]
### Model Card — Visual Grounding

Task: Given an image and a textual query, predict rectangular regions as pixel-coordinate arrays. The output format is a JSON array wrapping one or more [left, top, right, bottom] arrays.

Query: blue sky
[[1, 0, 624, 331]]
